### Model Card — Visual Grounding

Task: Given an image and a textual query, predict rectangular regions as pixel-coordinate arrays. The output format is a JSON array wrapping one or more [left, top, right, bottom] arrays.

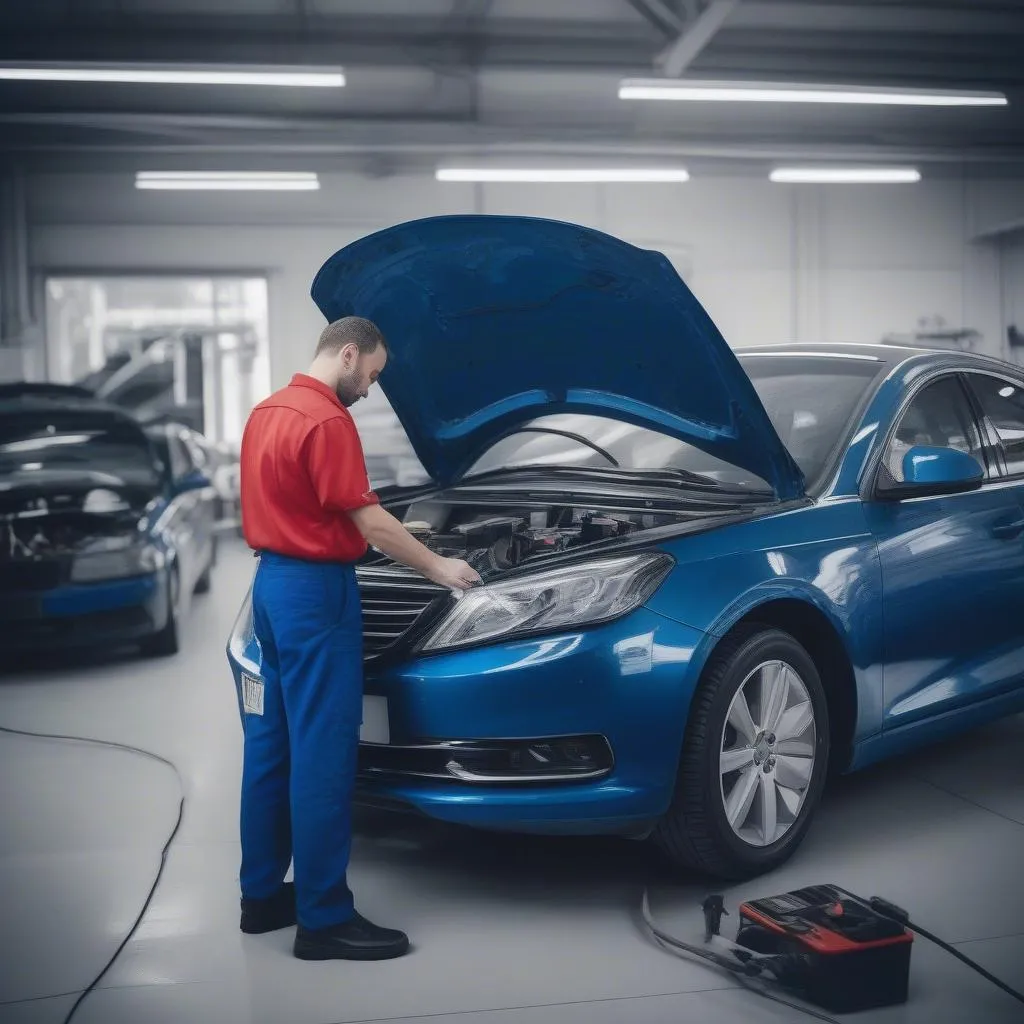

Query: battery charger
[[735, 883, 913, 1013]]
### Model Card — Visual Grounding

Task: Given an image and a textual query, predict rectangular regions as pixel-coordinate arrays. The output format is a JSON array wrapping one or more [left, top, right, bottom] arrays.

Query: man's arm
[[347, 504, 480, 590], [306, 417, 480, 590]]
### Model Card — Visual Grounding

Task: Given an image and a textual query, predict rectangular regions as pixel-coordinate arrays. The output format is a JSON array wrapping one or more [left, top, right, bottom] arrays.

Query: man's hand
[[424, 555, 481, 591], [347, 504, 481, 589]]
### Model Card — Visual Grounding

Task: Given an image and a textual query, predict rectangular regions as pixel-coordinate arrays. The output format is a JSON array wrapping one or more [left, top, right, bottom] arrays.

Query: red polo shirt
[[240, 373, 379, 562]]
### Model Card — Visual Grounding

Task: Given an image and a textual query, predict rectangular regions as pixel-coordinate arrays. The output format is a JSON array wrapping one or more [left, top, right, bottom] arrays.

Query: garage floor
[[2, 539, 1023, 1024]]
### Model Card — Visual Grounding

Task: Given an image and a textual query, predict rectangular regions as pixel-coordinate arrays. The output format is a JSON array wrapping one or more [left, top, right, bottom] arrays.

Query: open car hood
[[311, 215, 805, 500]]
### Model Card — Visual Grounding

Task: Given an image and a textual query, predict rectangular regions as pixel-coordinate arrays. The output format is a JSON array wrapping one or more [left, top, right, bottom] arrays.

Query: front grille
[[0, 559, 66, 591], [356, 565, 445, 658]]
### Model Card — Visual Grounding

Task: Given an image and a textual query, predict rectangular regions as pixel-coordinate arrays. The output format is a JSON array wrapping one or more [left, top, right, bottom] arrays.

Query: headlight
[[71, 539, 166, 582], [420, 552, 673, 653]]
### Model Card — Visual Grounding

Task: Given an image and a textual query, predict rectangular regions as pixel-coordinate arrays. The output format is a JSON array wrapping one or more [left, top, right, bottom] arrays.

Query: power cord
[[0, 723, 185, 1024], [868, 896, 1024, 1007], [640, 888, 841, 1024]]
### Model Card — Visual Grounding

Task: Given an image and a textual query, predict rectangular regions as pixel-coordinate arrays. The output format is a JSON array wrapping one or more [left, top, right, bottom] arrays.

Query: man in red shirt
[[237, 316, 479, 961]]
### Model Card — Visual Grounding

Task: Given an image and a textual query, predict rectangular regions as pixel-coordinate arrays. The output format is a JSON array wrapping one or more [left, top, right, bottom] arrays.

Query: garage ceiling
[[0, 0, 1022, 174]]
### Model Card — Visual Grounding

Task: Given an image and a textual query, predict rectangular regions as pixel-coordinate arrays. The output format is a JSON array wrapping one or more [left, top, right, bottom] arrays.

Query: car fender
[[705, 576, 852, 640], [647, 520, 885, 747]]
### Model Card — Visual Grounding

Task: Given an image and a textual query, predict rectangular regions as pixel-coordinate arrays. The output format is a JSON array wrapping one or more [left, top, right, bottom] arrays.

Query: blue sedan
[[227, 215, 1024, 878]]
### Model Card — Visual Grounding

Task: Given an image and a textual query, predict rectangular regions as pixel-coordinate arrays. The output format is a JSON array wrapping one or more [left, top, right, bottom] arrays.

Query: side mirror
[[172, 469, 212, 495], [881, 445, 984, 500]]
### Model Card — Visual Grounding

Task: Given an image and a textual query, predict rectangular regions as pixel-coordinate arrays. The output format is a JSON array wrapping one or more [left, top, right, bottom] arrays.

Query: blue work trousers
[[239, 552, 364, 930]]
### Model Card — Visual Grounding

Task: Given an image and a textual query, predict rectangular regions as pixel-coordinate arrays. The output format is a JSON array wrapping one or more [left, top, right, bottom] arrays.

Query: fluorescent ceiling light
[[618, 78, 1007, 106], [0, 63, 344, 87], [770, 167, 921, 183], [436, 167, 689, 182], [136, 171, 320, 191]]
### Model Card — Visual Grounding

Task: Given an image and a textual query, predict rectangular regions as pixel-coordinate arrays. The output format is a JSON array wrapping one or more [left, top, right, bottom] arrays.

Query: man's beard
[[335, 372, 361, 407]]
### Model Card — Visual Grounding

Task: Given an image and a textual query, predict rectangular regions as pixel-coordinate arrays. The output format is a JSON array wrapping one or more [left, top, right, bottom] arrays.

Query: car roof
[[733, 341, 1017, 373]]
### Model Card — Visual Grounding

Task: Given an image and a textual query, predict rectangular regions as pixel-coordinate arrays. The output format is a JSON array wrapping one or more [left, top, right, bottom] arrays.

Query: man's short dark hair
[[316, 316, 387, 357]]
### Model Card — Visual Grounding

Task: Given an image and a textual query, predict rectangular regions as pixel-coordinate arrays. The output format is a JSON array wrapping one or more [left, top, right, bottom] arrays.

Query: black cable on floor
[[869, 896, 1024, 1007], [0, 723, 186, 1024]]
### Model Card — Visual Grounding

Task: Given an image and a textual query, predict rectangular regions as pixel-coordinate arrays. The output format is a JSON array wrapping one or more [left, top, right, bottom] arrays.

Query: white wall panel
[[823, 270, 966, 346], [822, 180, 967, 270], [26, 170, 1022, 398]]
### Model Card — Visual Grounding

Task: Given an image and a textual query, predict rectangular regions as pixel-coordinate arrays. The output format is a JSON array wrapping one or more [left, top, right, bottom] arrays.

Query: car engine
[[362, 503, 676, 578]]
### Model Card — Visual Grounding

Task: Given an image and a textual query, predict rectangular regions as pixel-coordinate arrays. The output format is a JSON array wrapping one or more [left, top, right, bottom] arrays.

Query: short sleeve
[[305, 417, 379, 512]]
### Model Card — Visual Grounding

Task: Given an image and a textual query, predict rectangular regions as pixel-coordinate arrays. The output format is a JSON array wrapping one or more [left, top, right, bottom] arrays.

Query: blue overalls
[[239, 552, 363, 930]]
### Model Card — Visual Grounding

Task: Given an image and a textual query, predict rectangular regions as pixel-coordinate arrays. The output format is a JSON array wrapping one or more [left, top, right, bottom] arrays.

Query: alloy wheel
[[719, 659, 817, 847]]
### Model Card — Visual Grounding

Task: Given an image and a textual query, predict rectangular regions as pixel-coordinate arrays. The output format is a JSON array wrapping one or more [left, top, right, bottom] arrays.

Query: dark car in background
[[0, 386, 216, 657]]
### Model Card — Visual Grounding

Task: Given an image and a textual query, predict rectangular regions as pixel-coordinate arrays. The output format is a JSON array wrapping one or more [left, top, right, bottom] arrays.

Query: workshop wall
[[25, 169, 1024, 399]]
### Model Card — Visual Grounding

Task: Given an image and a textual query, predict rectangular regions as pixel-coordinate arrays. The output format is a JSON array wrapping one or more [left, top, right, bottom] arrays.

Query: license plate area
[[240, 672, 389, 743], [360, 694, 390, 745]]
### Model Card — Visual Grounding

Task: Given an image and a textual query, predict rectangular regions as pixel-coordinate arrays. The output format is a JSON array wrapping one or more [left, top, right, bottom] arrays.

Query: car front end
[[226, 466, 785, 834], [228, 530, 717, 835], [0, 495, 176, 654], [0, 398, 178, 655]]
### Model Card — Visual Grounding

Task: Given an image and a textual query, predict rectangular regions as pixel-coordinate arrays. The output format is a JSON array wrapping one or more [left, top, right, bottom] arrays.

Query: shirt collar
[[289, 373, 343, 409]]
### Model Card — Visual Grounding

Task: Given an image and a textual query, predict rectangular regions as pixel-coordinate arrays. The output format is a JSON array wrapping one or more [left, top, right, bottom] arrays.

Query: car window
[[966, 374, 1024, 477], [165, 433, 193, 481], [465, 355, 883, 490], [880, 376, 986, 486]]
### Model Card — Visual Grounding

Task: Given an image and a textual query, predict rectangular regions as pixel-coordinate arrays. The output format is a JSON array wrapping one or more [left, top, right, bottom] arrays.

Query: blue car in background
[[227, 215, 1024, 879], [0, 385, 216, 658]]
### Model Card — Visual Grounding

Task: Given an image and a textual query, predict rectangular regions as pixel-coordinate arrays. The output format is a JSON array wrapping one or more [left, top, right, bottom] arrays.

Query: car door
[[180, 429, 217, 564], [862, 372, 1024, 731], [164, 430, 204, 595]]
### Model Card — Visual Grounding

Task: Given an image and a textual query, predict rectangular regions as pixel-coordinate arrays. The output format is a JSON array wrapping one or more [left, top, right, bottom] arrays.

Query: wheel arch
[[704, 595, 859, 773]]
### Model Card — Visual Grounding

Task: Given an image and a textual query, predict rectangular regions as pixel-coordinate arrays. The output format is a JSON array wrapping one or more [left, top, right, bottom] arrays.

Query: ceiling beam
[[657, 0, 740, 76], [2, 110, 1022, 164], [623, 0, 684, 37]]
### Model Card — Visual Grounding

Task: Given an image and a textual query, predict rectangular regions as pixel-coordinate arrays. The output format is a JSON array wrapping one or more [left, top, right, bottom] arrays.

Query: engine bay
[[363, 500, 681, 578], [2, 512, 139, 561]]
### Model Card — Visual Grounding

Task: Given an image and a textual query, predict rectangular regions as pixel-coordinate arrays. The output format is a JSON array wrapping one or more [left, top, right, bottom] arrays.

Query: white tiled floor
[[2, 539, 1023, 1024]]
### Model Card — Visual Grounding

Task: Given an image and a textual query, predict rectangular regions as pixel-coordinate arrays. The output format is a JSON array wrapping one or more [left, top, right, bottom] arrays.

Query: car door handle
[[992, 518, 1024, 539]]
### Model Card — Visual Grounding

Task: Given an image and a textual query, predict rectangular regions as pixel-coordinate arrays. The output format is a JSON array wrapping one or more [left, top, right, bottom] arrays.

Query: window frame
[[960, 369, 1024, 481], [865, 370, 994, 501]]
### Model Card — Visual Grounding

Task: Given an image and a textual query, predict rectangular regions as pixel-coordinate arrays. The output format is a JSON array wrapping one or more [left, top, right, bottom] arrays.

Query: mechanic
[[237, 316, 481, 961]]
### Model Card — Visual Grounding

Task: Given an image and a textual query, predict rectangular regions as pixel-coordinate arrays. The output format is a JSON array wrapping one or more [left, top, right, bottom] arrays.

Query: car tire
[[142, 568, 180, 658], [653, 625, 830, 880]]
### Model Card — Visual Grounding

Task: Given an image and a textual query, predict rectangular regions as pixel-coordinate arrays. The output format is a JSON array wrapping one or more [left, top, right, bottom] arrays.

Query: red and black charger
[[733, 884, 914, 1013]]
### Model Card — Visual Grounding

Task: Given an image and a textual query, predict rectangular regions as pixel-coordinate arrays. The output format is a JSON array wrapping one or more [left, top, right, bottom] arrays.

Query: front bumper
[[0, 572, 168, 651], [229, 606, 707, 835]]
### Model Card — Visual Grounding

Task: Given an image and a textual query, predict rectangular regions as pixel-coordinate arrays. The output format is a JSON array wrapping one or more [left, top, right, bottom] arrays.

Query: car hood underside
[[311, 214, 805, 500]]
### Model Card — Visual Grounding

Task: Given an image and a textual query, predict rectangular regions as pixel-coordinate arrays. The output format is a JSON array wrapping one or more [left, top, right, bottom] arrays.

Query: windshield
[[0, 410, 162, 487], [465, 355, 883, 489]]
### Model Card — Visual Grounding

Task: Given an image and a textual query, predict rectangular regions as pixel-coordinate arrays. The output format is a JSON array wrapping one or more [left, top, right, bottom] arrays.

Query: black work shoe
[[293, 911, 410, 961], [240, 881, 296, 934]]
